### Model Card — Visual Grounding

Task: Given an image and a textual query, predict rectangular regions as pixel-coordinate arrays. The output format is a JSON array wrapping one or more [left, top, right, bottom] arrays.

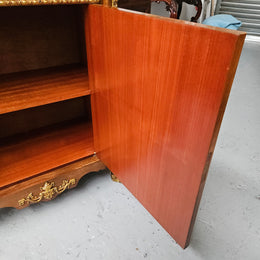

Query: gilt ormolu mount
[[151, 0, 202, 22]]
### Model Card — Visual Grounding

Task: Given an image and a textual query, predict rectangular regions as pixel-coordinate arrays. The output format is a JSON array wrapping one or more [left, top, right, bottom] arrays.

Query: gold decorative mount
[[0, 0, 100, 6], [112, 0, 117, 8], [18, 179, 76, 206], [111, 172, 120, 183]]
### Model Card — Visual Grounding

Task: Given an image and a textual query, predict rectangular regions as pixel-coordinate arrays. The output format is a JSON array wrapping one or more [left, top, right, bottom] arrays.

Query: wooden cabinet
[[0, 1, 245, 248]]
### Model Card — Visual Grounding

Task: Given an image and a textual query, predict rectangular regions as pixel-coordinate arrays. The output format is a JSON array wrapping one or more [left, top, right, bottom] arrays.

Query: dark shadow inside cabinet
[[0, 5, 86, 74], [0, 5, 93, 189]]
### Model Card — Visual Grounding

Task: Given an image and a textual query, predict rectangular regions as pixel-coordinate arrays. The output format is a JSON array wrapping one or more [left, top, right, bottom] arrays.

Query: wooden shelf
[[0, 120, 94, 189], [0, 65, 90, 115]]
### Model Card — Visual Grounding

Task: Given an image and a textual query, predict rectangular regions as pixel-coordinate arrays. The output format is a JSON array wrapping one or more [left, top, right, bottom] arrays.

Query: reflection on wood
[[87, 5, 245, 248]]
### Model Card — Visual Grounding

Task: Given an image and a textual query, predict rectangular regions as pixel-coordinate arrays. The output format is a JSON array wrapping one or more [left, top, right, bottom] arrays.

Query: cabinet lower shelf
[[0, 120, 94, 189]]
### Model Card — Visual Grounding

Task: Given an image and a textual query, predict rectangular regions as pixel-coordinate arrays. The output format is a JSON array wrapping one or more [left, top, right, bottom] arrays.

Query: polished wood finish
[[0, 121, 94, 189], [0, 2, 245, 249], [102, 0, 113, 6], [0, 66, 90, 115], [185, 33, 246, 246], [87, 5, 245, 248], [0, 155, 105, 209], [0, 5, 96, 210]]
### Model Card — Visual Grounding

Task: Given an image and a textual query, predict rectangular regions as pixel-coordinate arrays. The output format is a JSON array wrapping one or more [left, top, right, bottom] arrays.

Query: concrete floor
[[0, 34, 260, 260]]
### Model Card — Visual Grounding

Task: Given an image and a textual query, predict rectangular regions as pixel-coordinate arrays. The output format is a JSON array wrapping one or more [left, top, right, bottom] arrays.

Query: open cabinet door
[[86, 5, 245, 248]]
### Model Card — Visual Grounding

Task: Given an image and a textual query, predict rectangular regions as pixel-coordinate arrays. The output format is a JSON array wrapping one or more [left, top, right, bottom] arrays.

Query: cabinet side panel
[[86, 5, 245, 248]]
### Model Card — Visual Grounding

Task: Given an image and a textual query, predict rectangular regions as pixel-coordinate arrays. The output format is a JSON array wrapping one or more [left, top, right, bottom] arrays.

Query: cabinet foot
[[111, 173, 120, 183]]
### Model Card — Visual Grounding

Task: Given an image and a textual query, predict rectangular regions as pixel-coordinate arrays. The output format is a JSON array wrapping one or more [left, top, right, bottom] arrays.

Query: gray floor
[[0, 38, 260, 260]]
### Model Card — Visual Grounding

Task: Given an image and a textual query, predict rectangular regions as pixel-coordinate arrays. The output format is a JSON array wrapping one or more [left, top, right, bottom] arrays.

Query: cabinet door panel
[[86, 5, 245, 248]]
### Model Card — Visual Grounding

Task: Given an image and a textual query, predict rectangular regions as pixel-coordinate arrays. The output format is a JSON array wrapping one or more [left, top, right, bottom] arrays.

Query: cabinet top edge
[[113, 6, 247, 37], [0, 0, 100, 7]]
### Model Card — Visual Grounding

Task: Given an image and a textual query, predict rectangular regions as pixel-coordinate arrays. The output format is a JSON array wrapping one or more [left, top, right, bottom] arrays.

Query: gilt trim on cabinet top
[[0, 0, 100, 6]]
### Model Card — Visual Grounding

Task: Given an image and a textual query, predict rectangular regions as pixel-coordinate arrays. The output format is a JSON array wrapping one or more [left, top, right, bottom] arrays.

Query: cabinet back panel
[[0, 6, 82, 74], [0, 96, 91, 139]]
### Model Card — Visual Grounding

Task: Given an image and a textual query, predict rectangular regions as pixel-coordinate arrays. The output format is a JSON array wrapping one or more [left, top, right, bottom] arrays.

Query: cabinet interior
[[0, 5, 93, 189], [0, 5, 86, 74]]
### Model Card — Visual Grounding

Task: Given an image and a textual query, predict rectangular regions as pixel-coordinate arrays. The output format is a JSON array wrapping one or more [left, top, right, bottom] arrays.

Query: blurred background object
[[215, 0, 260, 37], [118, 0, 151, 13]]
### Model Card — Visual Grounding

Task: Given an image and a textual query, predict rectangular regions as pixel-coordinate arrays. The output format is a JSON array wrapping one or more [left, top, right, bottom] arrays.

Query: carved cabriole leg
[[190, 0, 202, 23], [151, 0, 202, 22], [176, 0, 202, 22], [151, 0, 178, 19], [169, 1, 178, 19], [0, 155, 106, 209], [177, 1, 182, 19]]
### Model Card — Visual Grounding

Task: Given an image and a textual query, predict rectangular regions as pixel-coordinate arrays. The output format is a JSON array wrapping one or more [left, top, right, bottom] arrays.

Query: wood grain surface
[[0, 155, 106, 209], [86, 5, 245, 248], [0, 121, 94, 189], [0, 66, 90, 115]]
